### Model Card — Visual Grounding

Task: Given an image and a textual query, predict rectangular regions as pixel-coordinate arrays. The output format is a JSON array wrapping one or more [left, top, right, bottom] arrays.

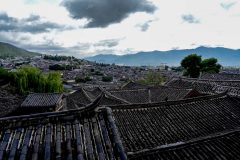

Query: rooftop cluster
[[1, 71, 240, 159]]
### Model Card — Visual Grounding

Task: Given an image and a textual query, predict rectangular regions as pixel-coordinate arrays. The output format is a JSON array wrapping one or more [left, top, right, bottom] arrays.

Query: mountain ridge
[[0, 42, 41, 59], [85, 47, 240, 66]]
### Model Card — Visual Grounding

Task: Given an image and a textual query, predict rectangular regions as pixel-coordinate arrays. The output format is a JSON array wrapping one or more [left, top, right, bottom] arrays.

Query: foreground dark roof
[[129, 129, 240, 160], [109, 93, 240, 155], [1, 90, 240, 159], [0, 105, 127, 160], [21, 93, 63, 108]]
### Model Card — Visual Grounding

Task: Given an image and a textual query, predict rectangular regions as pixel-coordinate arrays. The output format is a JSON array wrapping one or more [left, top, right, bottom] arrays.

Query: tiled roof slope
[[149, 86, 199, 101], [0, 87, 25, 117], [0, 106, 127, 160], [65, 88, 128, 110], [165, 77, 240, 96], [67, 85, 201, 110], [109, 93, 240, 154], [82, 87, 103, 101], [165, 78, 216, 94], [67, 88, 92, 107], [129, 129, 240, 160], [121, 81, 149, 90], [110, 89, 150, 103], [201, 73, 240, 80], [65, 88, 103, 110], [21, 93, 63, 107], [98, 93, 129, 106], [109, 86, 201, 104]]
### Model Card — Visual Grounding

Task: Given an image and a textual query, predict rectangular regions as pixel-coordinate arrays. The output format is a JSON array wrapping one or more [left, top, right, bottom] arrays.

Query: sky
[[0, 0, 240, 58]]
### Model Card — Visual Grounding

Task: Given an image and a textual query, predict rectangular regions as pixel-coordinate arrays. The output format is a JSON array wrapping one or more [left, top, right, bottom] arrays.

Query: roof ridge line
[[128, 127, 240, 157], [103, 91, 131, 104], [108, 92, 227, 109], [81, 87, 94, 102], [176, 77, 240, 83], [0, 96, 103, 122], [105, 107, 128, 159], [110, 88, 147, 92]]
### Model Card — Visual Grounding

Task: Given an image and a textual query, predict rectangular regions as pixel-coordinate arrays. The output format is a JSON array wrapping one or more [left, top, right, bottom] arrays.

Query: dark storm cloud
[[94, 39, 120, 48], [182, 14, 200, 24], [0, 12, 71, 34], [61, 0, 157, 28]]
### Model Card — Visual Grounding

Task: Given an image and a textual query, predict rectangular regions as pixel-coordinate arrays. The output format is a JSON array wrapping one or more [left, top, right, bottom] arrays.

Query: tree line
[[0, 66, 63, 94], [44, 55, 77, 61]]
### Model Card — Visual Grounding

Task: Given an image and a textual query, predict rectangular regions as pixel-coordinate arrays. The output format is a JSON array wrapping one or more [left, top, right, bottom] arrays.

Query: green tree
[[181, 54, 222, 78], [9, 66, 63, 94], [49, 64, 65, 70], [102, 76, 113, 82], [139, 71, 165, 85], [0, 67, 8, 78], [0, 67, 11, 82], [37, 74, 46, 92], [75, 76, 92, 83], [201, 58, 221, 73], [19, 66, 41, 89], [13, 69, 28, 94], [46, 72, 63, 92], [181, 54, 202, 78]]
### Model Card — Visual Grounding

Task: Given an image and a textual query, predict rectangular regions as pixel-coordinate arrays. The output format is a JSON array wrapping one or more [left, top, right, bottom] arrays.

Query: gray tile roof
[[109, 86, 200, 104], [166, 77, 240, 97], [109, 93, 240, 154], [0, 87, 24, 117], [2, 91, 240, 159], [121, 81, 149, 90], [21, 93, 63, 108], [201, 73, 240, 80], [0, 106, 127, 160], [129, 129, 240, 160]]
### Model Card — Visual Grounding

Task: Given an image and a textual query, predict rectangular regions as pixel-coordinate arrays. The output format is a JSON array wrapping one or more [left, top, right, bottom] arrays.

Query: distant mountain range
[[85, 47, 240, 66], [0, 42, 40, 58]]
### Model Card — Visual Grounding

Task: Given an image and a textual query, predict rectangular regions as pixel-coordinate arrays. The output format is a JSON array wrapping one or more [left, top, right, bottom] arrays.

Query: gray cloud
[[94, 39, 120, 48], [220, 2, 237, 10], [23, 14, 40, 22], [20, 22, 67, 33], [0, 12, 17, 23], [0, 32, 90, 57], [61, 0, 156, 28], [139, 22, 150, 32], [136, 19, 156, 32], [0, 12, 71, 34], [23, 41, 91, 56], [182, 14, 200, 24]]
